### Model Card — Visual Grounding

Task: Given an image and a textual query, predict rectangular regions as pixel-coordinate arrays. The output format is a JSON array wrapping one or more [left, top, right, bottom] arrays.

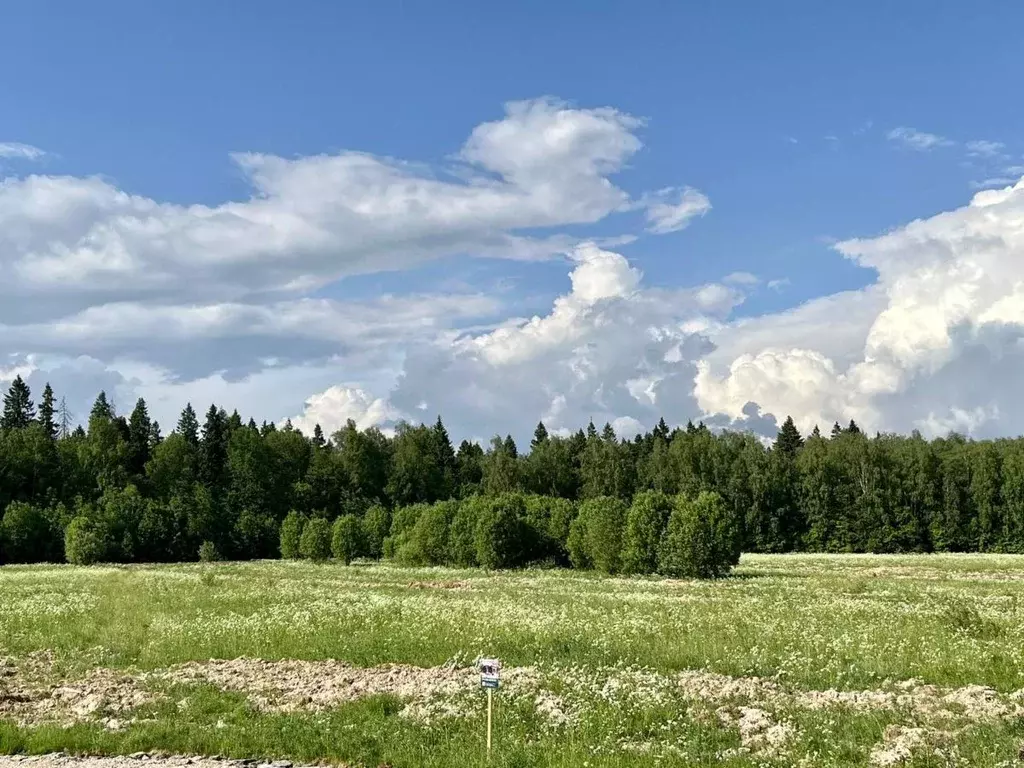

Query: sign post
[[479, 658, 501, 760]]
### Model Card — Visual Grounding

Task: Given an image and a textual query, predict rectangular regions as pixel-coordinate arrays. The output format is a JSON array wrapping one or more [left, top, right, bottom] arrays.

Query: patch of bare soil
[[0, 755, 323, 768], [676, 668, 1024, 723], [0, 654, 154, 731], [158, 658, 476, 713]]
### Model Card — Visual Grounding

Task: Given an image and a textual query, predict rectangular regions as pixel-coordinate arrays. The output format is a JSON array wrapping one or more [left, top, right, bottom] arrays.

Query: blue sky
[[3, 2, 1024, 442]]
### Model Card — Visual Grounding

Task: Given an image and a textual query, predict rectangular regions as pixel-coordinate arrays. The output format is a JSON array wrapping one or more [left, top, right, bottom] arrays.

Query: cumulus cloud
[[644, 187, 712, 234], [290, 243, 745, 441], [695, 177, 1024, 438], [0, 98, 659, 319], [0, 142, 46, 160], [887, 126, 953, 151], [1, 98, 719, 437], [0, 100, 665, 377], [291, 386, 401, 436]]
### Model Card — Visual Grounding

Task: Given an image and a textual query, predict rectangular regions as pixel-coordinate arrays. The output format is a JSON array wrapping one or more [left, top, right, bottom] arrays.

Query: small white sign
[[479, 657, 501, 689]]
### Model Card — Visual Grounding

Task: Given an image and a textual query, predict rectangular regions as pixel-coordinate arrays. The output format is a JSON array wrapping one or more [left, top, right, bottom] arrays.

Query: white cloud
[[966, 140, 1006, 158], [290, 386, 401, 436], [723, 272, 760, 286], [0, 99, 702, 381], [0, 99, 662, 318], [887, 126, 954, 151], [643, 187, 712, 234], [0, 355, 37, 383], [0, 142, 46, 161], [695, 176, 1024, 438], [290, 243, 747, 440], [1, 98, 721, 440]]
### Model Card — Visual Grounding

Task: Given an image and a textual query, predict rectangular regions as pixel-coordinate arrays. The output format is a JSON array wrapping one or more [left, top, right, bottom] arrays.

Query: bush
[[234, 508, 278, 560], [299, 517, 333, 561], [524, 495, 576, 564], [397, 500, 458, 566], [621, 491, 673, 575], [566, 512, 591, 569], [383, 503, 429, 560], [475, 494, 531, 570], [658, 491, 741, 579], [362, 504, 391, 559], [546, 497, 577, 566], [198, 540, 221, 562], [279, 510, 305, 559], [97, 485, 147, 562], [580, 496, 629, 574], [449, 496, 485, 567], [1, 502, 60, 563], [64, 515, 111, 565], [137, 500, 177, 562], [331, 514, 364, 565]]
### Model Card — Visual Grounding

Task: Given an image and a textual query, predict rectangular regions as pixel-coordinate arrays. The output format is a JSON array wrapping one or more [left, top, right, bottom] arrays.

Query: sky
[[3, 1, 1024, 444]]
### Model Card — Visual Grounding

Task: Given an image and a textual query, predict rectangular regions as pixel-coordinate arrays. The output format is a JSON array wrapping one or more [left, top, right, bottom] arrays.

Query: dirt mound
[[0, 755, 321, 768], [0, 654, 153, 730], [158, 658, 476, 713]]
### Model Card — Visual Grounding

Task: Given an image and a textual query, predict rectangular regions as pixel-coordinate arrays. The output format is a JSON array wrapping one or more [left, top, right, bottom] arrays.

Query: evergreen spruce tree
[[38, 383, 57, 440], [2, 376, 35, 430], [177, 404, 199, 445], [531, 421, 549, 451], [199, 405, 228, 490], [503, 434, 518, 459], [90, 391, 113, 421], [312, 424, 326, 448], [432, 416, 457, 497], [774, 416, 804, 456], [127, 398, 153, 476]]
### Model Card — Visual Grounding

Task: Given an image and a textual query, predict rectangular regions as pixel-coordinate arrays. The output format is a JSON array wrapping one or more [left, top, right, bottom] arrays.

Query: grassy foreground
[[2, 554, 1024, 766]]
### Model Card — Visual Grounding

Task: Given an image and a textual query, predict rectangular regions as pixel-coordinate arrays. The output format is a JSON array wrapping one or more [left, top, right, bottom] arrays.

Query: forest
[[0, 374, 1020, 567]]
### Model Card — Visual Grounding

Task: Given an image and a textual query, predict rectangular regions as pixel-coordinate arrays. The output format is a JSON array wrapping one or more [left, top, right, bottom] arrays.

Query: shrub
[[234, 508, 278, 560], [658, 491, 741, 579], [299, 517, 333, 561], [566, 512, 591, 569], [383, 503, 429, 560], [397, 500, 458, 566], [362, 504, 391, 559], [449, 496, 485, 567], [546, 497, 577, 566], [580, 496, 629, 574], [524, 495, 576, 564], [137, 500, 177, 562], [279, 510, 305, 559], [198, 540, 221, 562], [97, 485, 147, 562], [475, 494, 530, 570], [331, 514, 364, 565], [1, 502, 59, 563], [64, 515, 111, 565], [621, 491, 673, 575]]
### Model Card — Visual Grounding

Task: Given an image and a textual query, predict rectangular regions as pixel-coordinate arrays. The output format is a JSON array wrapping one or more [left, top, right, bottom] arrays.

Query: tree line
[[2, 376, 1023, 571]]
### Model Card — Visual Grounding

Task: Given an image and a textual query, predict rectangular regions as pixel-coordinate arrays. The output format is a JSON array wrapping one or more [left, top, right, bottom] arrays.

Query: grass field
[[3, 555, 1024, 767]]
